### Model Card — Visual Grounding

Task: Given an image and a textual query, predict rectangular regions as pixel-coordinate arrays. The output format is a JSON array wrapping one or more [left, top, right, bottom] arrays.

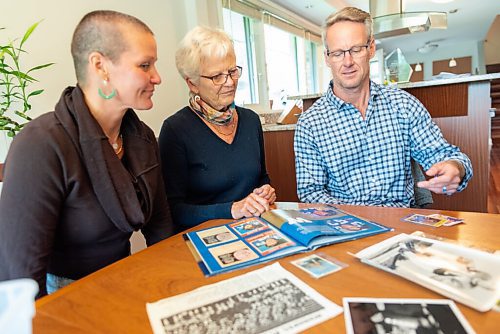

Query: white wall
[[1, 0, 220, 136]]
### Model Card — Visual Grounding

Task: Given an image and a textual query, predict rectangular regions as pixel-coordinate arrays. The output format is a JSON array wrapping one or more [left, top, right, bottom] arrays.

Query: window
[[222, 9, 258, 105], [222, 3, 323, 111], [264, 24, 298, 107]]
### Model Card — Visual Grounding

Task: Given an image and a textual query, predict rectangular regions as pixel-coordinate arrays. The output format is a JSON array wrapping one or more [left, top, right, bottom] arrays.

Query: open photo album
[[184, 203, 391, 276], [354, 233, 500, 312]]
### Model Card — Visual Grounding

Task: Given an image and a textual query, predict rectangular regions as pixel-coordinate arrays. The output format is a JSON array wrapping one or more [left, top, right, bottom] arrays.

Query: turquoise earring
[[98, 79, 116, 100]]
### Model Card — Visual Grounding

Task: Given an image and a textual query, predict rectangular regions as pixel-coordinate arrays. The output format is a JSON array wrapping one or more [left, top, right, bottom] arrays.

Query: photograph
[[356, 234, 500, 312], [292, 254, 343, 278], [196, 226, 238, 246], [229, 218, 268, 237], [402, 214, 446, 227], [208, 240, 260, 267], [247, 230, 295, 256], [427, 214, 464, 226], [343, 298, 475, 334]]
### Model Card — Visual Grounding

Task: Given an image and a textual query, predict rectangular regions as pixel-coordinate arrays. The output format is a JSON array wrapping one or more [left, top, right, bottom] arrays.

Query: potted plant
[[0, 21, 54, 174]]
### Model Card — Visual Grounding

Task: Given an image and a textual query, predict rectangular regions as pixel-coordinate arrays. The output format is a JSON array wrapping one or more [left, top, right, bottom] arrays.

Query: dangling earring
[[98, 79, 116, 100]]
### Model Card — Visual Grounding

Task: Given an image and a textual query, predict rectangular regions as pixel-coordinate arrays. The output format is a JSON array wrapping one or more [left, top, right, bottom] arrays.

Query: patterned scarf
[[189, 92, 235, 125]]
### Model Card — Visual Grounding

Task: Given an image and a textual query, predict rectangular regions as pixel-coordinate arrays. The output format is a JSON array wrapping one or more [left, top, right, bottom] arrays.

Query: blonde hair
[[175, 26, 235, 84], [322, 7, 373, 50]]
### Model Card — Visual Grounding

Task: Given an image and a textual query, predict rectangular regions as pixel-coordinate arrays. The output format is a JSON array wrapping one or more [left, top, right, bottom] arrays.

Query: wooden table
[[34, 206, 500, 333]]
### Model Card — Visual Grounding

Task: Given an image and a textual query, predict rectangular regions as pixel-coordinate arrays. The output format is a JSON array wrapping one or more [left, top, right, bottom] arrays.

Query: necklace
[[110, 134, 123, 155], [213, 118, 236, 136]]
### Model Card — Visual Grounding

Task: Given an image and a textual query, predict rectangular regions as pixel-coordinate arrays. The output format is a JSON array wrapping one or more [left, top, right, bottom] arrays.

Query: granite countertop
[[262, 123, 296, 132], [397, 73, 500, 89]]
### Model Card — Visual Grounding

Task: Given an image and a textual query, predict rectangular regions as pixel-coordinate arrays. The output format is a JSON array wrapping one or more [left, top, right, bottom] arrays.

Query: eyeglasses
[[326, 40, 371, 62], [200, 66, 243, 85]]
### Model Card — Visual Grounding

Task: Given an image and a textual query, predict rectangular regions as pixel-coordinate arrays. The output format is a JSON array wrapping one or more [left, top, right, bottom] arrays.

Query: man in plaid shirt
[[294, 7, 472, 207]]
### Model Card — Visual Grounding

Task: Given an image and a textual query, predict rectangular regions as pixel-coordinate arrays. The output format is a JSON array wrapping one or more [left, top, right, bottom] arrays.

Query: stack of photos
[[355, 233, 500, 312]]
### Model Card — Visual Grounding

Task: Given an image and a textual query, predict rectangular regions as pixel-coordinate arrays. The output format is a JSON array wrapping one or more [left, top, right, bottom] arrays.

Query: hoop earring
[[98, 80, 116, 100]]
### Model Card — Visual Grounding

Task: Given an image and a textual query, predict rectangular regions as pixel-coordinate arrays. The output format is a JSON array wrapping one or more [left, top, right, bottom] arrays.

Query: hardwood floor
[[488, 143, 500, 214]]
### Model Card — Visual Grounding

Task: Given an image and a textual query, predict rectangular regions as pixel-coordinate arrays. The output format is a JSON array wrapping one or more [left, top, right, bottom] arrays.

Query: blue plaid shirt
[[294, 81, 473, 207]]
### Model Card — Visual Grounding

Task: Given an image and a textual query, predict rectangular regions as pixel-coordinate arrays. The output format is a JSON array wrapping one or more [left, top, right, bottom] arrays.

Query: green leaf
[[27, 89, 44, 98], [20, 21, 40, 48], [10, 70, 37, 82], [15, 111, 31, 120], [1, 47, 15, 59], [26, 62, 55, 73]]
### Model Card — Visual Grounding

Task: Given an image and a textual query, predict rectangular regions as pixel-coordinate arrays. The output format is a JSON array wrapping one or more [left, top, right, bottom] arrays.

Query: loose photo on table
[[343, 298, 475, 334]]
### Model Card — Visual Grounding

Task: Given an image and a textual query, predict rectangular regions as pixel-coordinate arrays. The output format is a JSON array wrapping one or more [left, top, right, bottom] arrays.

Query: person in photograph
[[0, 10, 173, 298], [243, 221, 264, 231], [159, 26, 275, 233], [202, 231, 234, 244], [336, 223, 366, 233], [264, 236, 287, 248], [364, 238, 433, 271], [294, 7, 472, 208], [432, 267, 494, 291], [218, 247, 255, 264]]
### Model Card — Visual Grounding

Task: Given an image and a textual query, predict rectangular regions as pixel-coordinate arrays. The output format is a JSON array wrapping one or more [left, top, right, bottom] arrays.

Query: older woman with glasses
[[159, 26, 275, 233]]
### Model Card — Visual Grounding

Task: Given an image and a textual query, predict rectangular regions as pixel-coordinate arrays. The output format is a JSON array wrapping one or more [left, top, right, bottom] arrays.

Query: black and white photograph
[[355, 234, 500, 312], [343, 298, 475, 334], [147, 263, 342, 334]]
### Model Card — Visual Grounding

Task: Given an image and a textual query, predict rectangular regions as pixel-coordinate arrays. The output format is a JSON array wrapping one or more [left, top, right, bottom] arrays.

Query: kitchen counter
[[398, 72, 500, 89]]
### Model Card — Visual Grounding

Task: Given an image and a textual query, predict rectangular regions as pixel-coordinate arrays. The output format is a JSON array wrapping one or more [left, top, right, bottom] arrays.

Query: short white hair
[[175, 26, 235, 85]]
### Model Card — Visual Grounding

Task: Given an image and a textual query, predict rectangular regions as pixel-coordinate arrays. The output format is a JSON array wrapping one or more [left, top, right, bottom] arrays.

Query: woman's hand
[[253, 184, 276, 204], [231, 193, 270, 219]]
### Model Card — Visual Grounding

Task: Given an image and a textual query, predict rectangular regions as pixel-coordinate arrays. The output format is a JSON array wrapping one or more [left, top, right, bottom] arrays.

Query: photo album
[[184, 203, 391, 276], [354, 233, 500, 312]]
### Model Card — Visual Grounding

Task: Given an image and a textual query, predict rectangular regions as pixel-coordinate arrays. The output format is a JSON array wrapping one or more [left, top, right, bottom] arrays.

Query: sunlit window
[[222, 9, 258, 105], [222, 7, 322, 110]]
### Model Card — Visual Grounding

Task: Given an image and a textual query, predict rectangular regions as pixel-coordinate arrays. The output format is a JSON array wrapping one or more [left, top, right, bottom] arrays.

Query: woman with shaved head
[[0, 10, 173, 298]]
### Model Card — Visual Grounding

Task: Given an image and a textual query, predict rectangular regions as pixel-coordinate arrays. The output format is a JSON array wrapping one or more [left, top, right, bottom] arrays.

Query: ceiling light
[[415, 63, 422, 72], [417, 43, 438, 54], [449, 58, 457, 67]]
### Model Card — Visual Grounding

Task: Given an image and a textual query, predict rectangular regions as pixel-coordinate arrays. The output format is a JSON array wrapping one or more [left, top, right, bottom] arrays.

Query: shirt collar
[[326, 79, 383, 109]]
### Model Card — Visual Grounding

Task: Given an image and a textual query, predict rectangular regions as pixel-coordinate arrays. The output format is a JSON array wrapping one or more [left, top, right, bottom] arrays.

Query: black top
[[0, 86, 173, 297], [159, 106, 270, 232]]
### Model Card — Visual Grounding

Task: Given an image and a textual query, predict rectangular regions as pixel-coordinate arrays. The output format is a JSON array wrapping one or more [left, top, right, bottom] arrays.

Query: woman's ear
[[88, 51, 108, 79], [186, 78, 199, 94]]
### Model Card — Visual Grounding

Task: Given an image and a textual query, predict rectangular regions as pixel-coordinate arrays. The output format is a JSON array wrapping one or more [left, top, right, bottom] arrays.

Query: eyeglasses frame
[[200, 66, 243, 85], [325, 39, 372, 62]]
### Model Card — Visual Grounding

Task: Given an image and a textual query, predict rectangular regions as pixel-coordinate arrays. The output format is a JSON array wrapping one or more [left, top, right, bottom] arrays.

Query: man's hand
[[417, 160, 464, 195]]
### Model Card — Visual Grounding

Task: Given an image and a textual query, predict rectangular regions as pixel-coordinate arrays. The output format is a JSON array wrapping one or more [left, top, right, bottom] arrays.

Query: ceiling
[[270, 0, 500, 57]]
